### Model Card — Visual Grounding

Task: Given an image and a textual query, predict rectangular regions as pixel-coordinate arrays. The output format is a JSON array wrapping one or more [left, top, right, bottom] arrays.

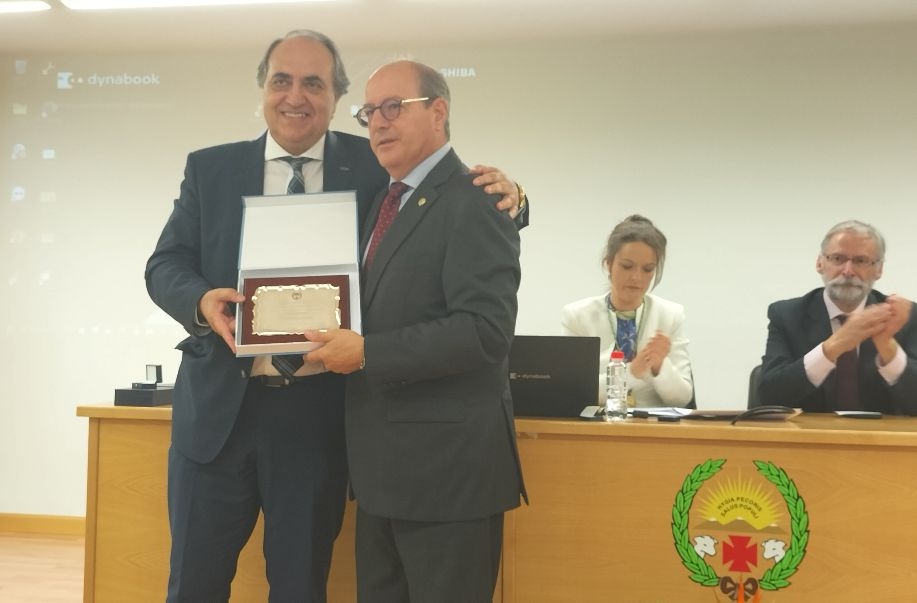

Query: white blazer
[[561, 293, 694, 407]]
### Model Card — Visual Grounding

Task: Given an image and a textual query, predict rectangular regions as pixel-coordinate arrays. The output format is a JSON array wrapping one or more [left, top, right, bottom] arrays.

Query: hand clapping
[[630, 331, 671, 379]]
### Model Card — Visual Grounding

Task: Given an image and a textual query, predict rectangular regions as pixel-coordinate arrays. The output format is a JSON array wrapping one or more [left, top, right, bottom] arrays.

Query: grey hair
[[603, 214, 667, 288], [820, 220, 886, 262], [256, 30, 350, 99], [412, 61, 451, 140]]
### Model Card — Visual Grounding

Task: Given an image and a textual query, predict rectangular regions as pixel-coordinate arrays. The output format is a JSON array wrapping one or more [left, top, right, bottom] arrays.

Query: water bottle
[[605, 350, 628, 422]]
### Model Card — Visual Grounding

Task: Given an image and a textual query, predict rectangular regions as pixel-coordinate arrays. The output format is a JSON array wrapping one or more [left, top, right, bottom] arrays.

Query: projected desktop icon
[[57, 72, 74, 89], [41, 101, 59, 118]]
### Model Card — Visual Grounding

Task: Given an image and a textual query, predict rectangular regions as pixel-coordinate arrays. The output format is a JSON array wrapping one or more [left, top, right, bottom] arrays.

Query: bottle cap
[[611, 350, 625, 360]]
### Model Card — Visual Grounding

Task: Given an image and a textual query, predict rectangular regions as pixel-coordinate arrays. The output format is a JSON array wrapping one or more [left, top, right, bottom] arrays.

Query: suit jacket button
[[240, 370, 247, 379]]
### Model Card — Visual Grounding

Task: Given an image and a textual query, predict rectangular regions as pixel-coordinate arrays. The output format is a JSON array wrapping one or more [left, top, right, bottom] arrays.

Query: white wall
[[1, 23, 916, 516]]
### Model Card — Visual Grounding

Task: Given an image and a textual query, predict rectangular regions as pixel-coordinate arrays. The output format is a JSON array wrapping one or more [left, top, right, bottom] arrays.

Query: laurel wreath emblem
[[671, 459, 809, 591], [671, 458, 724, 586], [753, 460, 809, 589]]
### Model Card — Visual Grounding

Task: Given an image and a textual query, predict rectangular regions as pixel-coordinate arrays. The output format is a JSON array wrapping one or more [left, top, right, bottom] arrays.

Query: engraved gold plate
[[251, 284, 341, 335]]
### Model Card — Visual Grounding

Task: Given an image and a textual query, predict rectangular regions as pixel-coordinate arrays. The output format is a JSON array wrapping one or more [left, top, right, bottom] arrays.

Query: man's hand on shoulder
[[469, 164, 524, 217], [198, 288, 245, 353]]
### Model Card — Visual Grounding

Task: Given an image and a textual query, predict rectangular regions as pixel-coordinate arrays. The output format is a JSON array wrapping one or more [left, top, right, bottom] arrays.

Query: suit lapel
[[635, 296, 658, 349], [240, 135, 267, 196], [362, 150, 462, 309], [805, 290, 832, 347], [323, 131, 357, 193], [224, 136, 266, 255]]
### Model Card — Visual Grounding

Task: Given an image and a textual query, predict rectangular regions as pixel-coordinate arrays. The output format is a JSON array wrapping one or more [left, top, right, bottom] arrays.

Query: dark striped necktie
[[270, 156, 311, 378], [280, 156, 309, 194]]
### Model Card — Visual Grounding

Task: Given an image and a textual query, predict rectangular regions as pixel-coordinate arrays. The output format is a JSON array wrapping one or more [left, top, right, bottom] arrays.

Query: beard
[[824, 274, 872, 307]]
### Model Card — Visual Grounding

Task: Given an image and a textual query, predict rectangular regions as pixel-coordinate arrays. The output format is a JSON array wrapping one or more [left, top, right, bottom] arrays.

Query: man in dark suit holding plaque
[[146, 31, 526, 602], [758, 220, 917, 414], [306, 60, 525, 602]]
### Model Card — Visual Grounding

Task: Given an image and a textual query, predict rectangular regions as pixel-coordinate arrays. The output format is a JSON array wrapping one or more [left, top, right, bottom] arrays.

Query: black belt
[[250, 375, 314, 388]]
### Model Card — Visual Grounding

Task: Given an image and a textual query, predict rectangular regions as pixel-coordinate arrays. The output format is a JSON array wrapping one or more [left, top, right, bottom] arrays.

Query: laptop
[[508, 335, 601, 418]]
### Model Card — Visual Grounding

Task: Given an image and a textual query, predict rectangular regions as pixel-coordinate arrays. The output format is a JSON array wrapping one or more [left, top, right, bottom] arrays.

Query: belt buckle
[[257, 375, 295, 388]]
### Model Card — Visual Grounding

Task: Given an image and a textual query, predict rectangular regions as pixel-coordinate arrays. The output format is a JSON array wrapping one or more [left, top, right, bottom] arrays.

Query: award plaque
[[240, 275, 351, 345], [235, 191, 361, 356]]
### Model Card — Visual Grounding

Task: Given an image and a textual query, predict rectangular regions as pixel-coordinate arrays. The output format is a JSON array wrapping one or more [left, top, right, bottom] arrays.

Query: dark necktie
[[281, 156, 309, 194], [270, 156, 310, 379], [834, 314, 859, 410], [364, 181, 409, 268]]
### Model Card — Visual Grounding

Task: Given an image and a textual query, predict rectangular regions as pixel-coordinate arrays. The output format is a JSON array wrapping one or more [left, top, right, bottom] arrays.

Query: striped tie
[[270, 156, 311, 379], [280, 156, 309, 194]]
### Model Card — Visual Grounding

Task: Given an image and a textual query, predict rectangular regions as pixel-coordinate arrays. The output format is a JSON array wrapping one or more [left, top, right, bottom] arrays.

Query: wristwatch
[[515, 182, 527, 212]]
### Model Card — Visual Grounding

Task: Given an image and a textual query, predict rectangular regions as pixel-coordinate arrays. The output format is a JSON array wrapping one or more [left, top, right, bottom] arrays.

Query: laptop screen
[[509, 335, 601, 418]]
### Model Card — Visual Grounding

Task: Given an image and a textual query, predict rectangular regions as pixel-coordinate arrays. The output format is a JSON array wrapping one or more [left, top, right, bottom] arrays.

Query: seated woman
[[561, 215, 694, 407]]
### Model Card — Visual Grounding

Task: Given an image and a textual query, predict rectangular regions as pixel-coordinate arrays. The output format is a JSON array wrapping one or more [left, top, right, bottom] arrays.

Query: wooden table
[[79, 406, 917, 602]]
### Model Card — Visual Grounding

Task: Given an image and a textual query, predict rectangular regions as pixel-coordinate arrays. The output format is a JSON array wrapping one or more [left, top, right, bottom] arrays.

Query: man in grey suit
[[307, 60, 525, 602], [758, 220, 917, 414], [146, 31, 525, 602]]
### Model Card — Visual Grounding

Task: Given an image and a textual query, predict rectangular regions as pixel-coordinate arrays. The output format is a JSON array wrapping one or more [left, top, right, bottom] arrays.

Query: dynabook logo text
[[57, 72, 161, 89], [509, 373, 552, 380]]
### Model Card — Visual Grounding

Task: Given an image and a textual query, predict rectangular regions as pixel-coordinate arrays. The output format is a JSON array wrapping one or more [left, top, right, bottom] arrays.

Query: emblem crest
[[671, 459, 809, 601]]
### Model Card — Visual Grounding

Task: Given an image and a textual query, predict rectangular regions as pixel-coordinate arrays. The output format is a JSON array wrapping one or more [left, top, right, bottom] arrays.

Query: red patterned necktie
[[364, 181, 409, 268], [834, 314, 859, 410]]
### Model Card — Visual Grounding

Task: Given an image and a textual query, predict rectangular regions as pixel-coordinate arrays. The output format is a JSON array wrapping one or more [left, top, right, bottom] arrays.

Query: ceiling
[[2, 0, 917, 54]]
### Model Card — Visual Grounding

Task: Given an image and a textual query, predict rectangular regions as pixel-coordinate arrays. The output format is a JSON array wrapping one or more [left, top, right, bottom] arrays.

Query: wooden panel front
[[92, 418, 171, 601], [80, 407, 357, 603], [506, 417, 917, 602]]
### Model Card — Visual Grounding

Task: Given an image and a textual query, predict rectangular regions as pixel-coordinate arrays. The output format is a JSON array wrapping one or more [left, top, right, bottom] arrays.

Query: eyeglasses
[[354, 97, 430, 127], [822, 253, 880, 268]]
